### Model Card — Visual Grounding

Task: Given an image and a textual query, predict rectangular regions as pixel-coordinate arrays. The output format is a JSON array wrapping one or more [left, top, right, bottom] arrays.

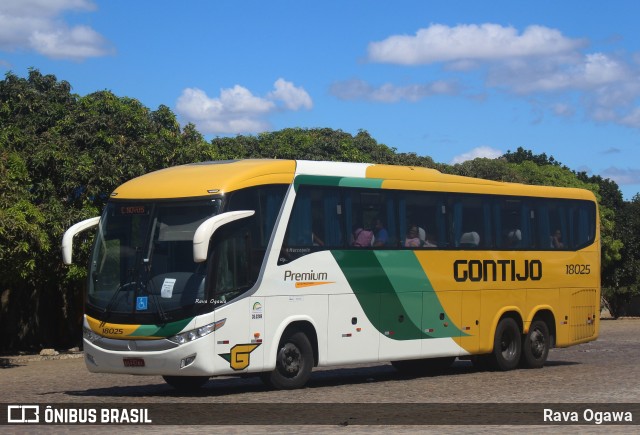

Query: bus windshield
[[87, 199, 221, 324]]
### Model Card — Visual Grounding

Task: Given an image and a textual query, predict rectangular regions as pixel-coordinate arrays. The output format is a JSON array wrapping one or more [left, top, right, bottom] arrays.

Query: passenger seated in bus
[[352, 225, 374, 247], [373, 218, 388, 247], [423, 232, 437, 247], [460, 231, 480, 248], [505, 229, 522, 248], [404, 225, 422, 247], [550, 229, 564, 249], [407, 221, 426, 243]]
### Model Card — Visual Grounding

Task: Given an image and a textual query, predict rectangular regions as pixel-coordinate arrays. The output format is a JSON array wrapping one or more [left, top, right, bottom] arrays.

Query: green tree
[[602, 194, 640, 317], [503, 146, 565, 168], [0, 70, 212, 351]]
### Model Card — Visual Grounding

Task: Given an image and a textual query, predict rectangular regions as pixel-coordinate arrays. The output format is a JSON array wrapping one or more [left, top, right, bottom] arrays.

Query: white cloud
[[30, 26, 111, 60], [620, 107, 640, 128], [601, 167, 640, 186], [267, 78, 313, 110], [368, 24, 584, 65], [330, 78, 459, 102], [0, 0, 111, 60], [552, 103, 575, 117], [176, 79, 312, 135], [450, 146, 503, 164], [492, 52, 632, 94], [366, 22, 640, 130]]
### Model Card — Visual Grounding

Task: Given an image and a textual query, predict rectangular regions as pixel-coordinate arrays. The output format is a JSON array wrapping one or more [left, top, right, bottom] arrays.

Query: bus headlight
[[168, 319, 225, 345], [83, 327, 101, 343]]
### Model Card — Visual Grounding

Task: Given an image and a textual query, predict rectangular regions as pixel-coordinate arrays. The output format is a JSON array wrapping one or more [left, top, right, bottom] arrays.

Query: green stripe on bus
[[332, 250, 464, 340], [293, 175, 383, 191], [374, 251, 465, 339], [338, 178, 383, 189], [131, 317, 193, 338], [331, 250, 423, 340]]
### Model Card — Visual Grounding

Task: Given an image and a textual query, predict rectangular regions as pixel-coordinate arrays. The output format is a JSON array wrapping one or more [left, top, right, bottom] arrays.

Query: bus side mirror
[[193, 210, 255, 263], [61, 216, 100, 265]]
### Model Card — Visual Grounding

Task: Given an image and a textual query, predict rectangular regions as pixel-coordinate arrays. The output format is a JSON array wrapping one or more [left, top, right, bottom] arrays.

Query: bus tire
[[162, 375, 209, 391], [490, 317, 521, 371], [520, 320, 550, 369], [261, 331, 313, 390]]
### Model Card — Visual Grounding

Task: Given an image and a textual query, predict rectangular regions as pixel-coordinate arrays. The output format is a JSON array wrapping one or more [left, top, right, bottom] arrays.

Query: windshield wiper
[[144, 261, 169, 325], [100, 280, 138, 327]]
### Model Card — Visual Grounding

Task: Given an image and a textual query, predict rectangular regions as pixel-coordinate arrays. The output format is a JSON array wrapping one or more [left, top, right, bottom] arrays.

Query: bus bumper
[[82, 336, 218, 376]]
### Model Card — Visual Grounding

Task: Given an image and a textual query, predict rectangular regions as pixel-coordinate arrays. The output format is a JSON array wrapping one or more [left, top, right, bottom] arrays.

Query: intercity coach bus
[[62, 160, 600, 390]]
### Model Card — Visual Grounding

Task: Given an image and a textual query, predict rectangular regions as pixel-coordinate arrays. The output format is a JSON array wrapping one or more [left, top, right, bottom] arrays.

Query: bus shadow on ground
[[0, 358, 22, 369], [62, 358, 580, 398]]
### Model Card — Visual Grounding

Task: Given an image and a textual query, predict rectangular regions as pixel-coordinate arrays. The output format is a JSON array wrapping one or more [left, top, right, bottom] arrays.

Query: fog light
[[180, 354, 196, 368]]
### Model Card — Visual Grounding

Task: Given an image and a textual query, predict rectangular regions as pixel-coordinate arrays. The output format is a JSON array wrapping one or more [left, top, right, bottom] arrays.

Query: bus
[[62, 159, 600, 390]]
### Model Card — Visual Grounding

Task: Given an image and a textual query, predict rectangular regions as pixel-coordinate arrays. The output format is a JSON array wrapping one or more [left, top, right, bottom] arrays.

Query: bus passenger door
[[327, 293, 380, 365]]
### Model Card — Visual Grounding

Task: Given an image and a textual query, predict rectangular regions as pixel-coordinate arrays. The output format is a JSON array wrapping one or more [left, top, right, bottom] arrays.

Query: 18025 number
[[566, 264, 591, 275]]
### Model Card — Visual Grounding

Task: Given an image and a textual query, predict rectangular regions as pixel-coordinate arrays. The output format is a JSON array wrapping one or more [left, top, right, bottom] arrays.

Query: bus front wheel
[[490, 317, 521, 371], [520, 320, 550, 369], [261, 331, 313, 390]]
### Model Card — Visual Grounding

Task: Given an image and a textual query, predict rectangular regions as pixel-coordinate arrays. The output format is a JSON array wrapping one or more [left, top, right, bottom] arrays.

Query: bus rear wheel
[[490, 317, 521, 371], [520, 320, 550, 369], [261, 331, 313, 390], [162, 375, 209, 392]]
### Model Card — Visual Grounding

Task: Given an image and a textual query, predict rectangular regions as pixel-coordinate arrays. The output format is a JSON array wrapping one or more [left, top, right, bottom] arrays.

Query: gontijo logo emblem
[[284, 269, 334, 288], [219, 343, 261, 370]]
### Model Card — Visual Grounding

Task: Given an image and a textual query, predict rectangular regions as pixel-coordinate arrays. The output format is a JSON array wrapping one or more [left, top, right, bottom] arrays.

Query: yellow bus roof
[[111, 159, 596, 202], [112, 160, 296, 199]]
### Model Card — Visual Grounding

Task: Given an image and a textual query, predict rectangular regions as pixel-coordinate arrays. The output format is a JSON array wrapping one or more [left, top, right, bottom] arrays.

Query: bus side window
[[450, 195, 486, 249], [279, 186, 345, 263], [398, 190, 444, 248]]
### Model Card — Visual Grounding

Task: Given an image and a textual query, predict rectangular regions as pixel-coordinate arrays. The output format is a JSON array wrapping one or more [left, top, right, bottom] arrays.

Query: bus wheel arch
[[261, 321, 318, 390], [529, 309, 556, 348]]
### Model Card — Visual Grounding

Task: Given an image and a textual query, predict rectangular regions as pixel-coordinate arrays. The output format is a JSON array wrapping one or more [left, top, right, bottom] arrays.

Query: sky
[[1, 1, 640, 199]]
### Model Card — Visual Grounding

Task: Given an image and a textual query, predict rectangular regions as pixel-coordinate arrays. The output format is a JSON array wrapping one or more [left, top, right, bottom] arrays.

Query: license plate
[[123, 357, 145, 367]]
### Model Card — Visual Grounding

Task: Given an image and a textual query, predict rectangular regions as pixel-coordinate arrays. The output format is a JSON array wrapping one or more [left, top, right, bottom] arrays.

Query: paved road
[[2, 319, 639, 432]]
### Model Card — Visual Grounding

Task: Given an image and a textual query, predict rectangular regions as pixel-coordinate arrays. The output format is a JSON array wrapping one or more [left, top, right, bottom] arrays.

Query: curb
[[0, 352, 84, 366]]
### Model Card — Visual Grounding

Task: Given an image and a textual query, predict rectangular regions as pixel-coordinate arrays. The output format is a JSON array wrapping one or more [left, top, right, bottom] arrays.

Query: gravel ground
[[1, 318, 638, 433]]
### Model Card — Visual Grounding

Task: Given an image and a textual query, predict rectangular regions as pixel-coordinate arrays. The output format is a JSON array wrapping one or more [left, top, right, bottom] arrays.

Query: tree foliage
[[601, 194, 640, 317], [0, 70, 212, 351]]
